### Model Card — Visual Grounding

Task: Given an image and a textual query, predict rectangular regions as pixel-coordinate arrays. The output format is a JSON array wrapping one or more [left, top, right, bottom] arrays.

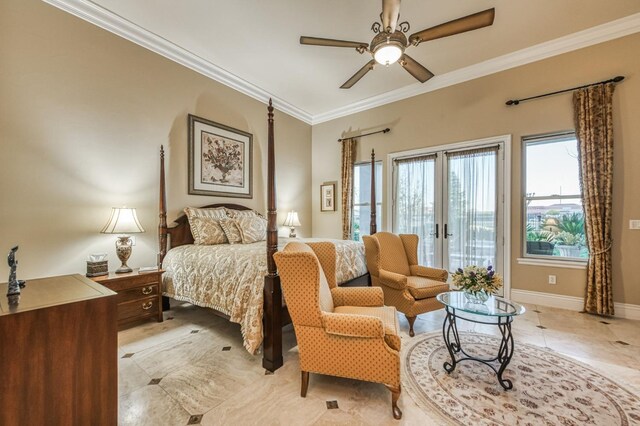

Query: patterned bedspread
[[162, 238, 367, 354]]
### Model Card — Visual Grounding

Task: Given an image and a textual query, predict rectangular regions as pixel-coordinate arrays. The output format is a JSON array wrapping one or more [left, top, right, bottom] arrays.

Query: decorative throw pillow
[[237, 216, 268, 244], [225, 208, 264, 219], [184, 207, 227, 245], [219, 218, 243, 244], [184, 206, 227, 219], [189, 217, 228, 245]]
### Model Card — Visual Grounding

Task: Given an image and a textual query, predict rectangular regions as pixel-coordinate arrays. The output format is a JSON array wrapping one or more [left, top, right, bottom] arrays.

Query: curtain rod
[[505, 75, 624, 106], [338, 128, 390, 142]]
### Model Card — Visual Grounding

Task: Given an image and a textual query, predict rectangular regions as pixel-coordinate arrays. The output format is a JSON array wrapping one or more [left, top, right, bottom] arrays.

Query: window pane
[[525, 197, 588, 259], [526, 138, 580, 196]]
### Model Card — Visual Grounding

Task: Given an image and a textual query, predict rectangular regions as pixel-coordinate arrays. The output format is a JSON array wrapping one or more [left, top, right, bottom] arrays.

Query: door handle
[[431, 224, 439, 239], [444, 224, 453, 239]]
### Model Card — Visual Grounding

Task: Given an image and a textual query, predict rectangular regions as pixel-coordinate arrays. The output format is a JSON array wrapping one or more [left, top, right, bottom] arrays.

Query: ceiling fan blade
[[399, 54, 434, 83], [340, 60, 376, 89], [409, 8, 495, 46], [300, 36, 369, 50], [381, 0, 401, 33]]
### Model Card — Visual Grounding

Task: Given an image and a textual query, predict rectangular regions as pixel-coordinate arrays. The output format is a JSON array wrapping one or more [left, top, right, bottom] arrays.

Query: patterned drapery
[[574, 83, 615, 316], [341, 138, 357, 240]]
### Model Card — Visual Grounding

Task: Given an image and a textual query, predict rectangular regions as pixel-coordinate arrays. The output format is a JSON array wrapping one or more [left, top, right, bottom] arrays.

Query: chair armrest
[[379, 269, 407, 290], [410, 265, 448, 282], [322, 312, 384, 338], [331, 287, 384, 307]]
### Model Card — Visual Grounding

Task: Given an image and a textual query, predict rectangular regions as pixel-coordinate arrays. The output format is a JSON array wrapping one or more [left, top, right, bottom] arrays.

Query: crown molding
[[41, 0, 314, 124], [311, 12, 640, 124], [42, 1, 640, 126]]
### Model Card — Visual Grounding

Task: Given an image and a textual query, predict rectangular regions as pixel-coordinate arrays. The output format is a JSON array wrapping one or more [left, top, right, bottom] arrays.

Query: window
[[523, 133, 588, 260], [352, 161, 382, 241]]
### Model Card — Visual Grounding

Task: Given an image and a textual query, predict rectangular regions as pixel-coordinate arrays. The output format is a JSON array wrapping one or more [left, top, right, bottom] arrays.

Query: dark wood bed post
[[263, 99, 283, 372], [370, 149, 377, 235], [159, 145, 168, 265], [159, 145, 171, 311]]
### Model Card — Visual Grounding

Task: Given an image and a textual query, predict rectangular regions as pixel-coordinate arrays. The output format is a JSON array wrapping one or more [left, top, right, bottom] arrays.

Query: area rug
[[403, 332, 640, 425]]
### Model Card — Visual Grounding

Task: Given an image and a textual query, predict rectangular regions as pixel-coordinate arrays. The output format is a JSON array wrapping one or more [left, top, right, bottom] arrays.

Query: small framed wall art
[[188, 114, 253, 198], [320, 183, 336, 212]]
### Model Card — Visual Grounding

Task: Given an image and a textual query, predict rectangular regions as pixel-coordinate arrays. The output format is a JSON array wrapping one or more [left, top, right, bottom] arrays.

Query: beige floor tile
[[119, 384, 191, 426], [118, 357, 151, 397]]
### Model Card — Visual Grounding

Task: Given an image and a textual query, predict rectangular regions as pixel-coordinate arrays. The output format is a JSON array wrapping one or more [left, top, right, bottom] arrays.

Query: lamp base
[[115, 265, 133, 274], [115, 236, 133, 274], [289, 227, 297, 238]]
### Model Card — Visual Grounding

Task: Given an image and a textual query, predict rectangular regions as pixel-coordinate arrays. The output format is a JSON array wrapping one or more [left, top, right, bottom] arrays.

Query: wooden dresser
[[91, 269, 164, 329], [0, 274, 117, 426]]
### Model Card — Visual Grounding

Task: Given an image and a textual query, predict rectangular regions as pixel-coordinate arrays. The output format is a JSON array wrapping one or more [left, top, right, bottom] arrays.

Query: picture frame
[[188, 114, 253, 198], [320, 183, 336, 212]]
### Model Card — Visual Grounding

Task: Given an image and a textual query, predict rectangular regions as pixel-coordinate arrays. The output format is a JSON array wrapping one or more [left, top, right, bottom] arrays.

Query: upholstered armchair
[[363, 232, 450, 337], [274, 241, 402, 420]]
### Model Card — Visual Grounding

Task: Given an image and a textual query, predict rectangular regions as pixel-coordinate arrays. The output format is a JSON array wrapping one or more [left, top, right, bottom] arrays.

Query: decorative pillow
[[184, 207, 228, 245], [184, 206, 227, 219], [237, 216, 268, 244], [219, 218, 243, 244], [189, 217, 228, 245], [225, 208, 264, 219]]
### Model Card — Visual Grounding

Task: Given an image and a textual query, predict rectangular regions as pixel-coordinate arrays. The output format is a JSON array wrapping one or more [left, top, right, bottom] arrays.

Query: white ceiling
[[48, 0, 640, 123]]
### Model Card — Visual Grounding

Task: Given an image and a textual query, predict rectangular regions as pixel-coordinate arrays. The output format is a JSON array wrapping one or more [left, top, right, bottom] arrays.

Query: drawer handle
[[142, 286, 153, 295], [142, 301, 153, 310]]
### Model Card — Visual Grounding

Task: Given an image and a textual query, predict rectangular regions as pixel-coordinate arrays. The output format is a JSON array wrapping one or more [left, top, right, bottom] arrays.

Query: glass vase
[[464, 290, 490, 304]]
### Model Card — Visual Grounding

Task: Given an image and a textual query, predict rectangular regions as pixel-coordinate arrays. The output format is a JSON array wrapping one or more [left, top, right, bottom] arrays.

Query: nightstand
[[91, 269, 164, 329]]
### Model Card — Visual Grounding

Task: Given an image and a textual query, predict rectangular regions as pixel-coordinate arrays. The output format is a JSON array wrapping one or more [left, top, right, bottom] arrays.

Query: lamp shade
[[100, 207, 145, 234], [283, 211, 301, 227]]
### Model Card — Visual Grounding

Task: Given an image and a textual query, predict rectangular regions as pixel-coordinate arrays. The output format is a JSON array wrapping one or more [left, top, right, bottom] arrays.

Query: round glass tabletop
[[436, 291, 525, 317]]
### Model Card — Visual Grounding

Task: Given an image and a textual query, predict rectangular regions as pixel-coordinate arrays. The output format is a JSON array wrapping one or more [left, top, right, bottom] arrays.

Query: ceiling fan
[[300, 0, 495, 89]]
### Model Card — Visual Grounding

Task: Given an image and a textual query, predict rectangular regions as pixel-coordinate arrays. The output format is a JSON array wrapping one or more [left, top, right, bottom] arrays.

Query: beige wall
[[312, 33, 640, 305], [0, 0, 311, 280]]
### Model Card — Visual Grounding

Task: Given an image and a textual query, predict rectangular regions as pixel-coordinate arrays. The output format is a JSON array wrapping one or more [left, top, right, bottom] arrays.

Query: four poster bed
[[158, 100, 378, 371]]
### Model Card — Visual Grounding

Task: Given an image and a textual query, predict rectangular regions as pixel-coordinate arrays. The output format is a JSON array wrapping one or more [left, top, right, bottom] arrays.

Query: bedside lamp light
[[283, 211, 301, 238], [101, 207, 145, 274]]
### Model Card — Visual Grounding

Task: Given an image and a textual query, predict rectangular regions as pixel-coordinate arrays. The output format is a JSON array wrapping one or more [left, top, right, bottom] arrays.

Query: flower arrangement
[[452, 265, 503, 297], [202, 136, 242, 183]]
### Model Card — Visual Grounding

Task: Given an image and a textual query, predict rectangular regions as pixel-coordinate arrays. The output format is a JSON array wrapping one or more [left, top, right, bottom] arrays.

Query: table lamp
[[101, 207, 145, 273], [283, 211, 301, 238]]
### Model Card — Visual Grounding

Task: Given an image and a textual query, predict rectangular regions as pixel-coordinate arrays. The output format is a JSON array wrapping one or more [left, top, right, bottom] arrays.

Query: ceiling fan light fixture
[[373, 43, 403, 66]]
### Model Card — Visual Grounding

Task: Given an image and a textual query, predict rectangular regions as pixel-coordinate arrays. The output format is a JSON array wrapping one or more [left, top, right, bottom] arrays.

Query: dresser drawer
[[118, 284, 158, 304], [118, 296, 158, 322]]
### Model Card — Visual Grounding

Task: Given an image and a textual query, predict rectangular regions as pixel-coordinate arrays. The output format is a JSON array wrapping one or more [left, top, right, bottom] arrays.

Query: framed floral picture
[[320, 183, 336, 211], [188, 114, 252, 198]]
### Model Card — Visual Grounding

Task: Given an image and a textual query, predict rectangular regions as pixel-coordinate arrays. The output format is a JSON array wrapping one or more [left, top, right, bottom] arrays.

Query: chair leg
[[406, 315, 416, 337], [301, 371, 309, 397], [385, 384, 402, 420]]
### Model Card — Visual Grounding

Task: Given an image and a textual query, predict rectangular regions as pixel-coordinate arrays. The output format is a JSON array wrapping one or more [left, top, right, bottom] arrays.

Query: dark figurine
[[7, 246, 26, 300]]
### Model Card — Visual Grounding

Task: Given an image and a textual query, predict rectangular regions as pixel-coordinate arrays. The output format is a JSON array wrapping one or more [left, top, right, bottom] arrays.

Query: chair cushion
[[333, 306, 400, 351], [406, 276, 450, 300]]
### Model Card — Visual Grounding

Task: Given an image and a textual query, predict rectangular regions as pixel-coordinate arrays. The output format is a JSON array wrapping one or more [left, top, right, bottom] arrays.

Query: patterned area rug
[[403, 332, 640, 425]]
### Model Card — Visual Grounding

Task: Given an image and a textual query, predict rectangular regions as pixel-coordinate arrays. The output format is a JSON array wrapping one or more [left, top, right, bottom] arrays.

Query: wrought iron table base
[[442, 306, 515, 390]]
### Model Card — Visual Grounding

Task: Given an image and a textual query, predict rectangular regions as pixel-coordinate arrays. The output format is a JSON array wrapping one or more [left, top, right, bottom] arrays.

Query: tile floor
[[118, 302, 640, 425]]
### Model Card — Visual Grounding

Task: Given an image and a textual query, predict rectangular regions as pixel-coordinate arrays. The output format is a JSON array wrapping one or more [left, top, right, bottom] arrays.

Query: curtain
[[446, 146, 498, 272], [341, 138, 357, 240], [574, 83, 615, 316], [394, 155, 437, 266]]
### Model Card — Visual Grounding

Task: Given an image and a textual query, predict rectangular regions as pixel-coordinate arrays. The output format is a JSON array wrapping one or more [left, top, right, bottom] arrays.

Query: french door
[[392, 140, 506, 294]]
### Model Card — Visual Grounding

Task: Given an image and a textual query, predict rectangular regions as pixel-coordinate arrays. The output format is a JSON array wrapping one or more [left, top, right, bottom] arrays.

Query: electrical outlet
[[630, 220, 640, 230], [548, 275, 556, 285]]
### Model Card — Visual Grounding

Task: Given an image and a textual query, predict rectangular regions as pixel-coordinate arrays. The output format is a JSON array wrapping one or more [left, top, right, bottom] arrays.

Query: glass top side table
[[435, 291, 526, 390]]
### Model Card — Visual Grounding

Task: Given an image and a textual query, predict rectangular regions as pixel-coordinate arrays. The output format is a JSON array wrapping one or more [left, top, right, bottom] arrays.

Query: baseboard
[[510, 289, 640, 320]]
